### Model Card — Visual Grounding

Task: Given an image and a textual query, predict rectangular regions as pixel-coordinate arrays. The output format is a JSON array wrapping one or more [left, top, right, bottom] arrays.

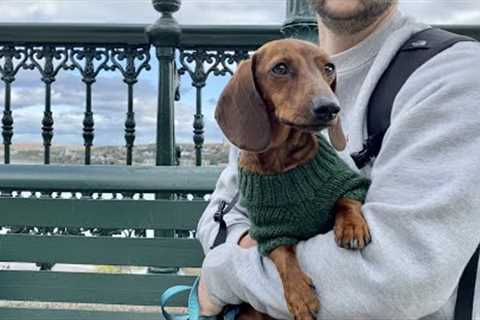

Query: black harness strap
[[210, 191, 240, 249], [351, 28, 475, 169], [455, 245, 480, 320], [350, 27, 478, 320]]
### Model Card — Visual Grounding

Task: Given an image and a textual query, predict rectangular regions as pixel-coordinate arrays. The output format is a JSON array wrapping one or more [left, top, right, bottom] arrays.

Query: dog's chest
[[238, 165, 341, 255]]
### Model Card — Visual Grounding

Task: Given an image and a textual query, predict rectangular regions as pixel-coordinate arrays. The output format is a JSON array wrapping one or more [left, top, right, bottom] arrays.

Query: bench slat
[[0, 198, 207, 230], [0, 270, 195, 306], [0, 308, 164, 320], [0, 165, 222, 193], [0, 234, 204, 267]]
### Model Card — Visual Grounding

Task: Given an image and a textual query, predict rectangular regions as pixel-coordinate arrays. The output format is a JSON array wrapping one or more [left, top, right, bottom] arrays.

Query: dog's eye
[[324, 63, 336, 76], [272, 63, 289, 76]]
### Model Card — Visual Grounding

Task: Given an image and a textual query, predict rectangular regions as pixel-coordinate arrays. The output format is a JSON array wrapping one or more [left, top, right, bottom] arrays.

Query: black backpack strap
[[350, 28, 475, 169], [350, 27, 479, 320], [455, 245, 480, 320], [210, 191, 240, 249]]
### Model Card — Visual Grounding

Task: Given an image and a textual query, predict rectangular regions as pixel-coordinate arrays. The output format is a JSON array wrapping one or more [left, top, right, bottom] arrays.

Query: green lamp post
[[282, 0, 319, 43]]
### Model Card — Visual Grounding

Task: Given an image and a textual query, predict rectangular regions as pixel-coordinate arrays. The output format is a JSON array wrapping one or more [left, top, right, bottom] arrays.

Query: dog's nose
[[313, 96, 341, 122]]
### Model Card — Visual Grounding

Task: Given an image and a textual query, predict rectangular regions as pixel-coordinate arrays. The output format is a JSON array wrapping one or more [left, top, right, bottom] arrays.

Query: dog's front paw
[[334, 199, 371, 250], [334, 216, 370, 250], [283, 270, 320, 320]]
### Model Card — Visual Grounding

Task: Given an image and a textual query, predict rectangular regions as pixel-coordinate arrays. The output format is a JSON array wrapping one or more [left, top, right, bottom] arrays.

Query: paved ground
[[0, 262, 152, 273], [0, 262, 94, 272], [0, 300, 164, 313]]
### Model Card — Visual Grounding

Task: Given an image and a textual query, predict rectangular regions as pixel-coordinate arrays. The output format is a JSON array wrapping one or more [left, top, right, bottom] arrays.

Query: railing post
[[146, 0, 182, 274], [282, 0, 318, 43], [146, 0, 181, 166]]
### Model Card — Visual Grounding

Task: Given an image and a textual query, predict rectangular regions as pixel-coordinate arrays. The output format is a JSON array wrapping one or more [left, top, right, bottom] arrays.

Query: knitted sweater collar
[[238, 137, 341, 207]]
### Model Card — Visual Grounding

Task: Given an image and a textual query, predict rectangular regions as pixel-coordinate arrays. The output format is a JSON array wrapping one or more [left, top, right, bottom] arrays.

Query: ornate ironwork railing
[[0, 0, 304, 168], [0, 24, 284, 167], [0, 30, 152, 166], [0, 0, 479, 168]]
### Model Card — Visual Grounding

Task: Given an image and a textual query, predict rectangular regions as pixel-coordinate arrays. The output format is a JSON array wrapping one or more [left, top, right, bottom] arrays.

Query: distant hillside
[[0, 143, 229, 166]]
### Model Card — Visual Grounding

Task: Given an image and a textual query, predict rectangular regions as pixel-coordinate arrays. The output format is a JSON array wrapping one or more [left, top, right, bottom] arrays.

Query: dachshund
[[215, 39, 370, 320]]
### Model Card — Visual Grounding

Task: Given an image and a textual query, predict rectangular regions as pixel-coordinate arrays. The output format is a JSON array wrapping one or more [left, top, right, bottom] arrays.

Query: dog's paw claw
[[350, 239, 358, 249], [364, 234, 372, 245], [335, 220, 370, 250]]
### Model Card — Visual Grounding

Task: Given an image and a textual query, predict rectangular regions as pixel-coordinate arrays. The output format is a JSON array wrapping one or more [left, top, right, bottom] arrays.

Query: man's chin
[[311, 0, 395, 34], [319, 0, 366, 20]]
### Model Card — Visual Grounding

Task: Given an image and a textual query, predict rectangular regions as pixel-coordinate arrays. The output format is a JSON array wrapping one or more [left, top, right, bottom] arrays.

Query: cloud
[[398, 1, 480, 25], [0, 0, 59, 20], [0, 0, 479, 25], [0, 0, 284, 25]]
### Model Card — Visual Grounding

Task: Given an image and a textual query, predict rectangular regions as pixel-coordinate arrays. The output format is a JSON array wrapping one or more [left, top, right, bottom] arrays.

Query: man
[[197, 0, 480, 318]]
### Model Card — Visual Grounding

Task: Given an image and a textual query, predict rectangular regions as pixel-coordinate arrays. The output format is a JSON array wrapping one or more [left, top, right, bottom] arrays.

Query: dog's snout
[[313, 96, 340, 121]]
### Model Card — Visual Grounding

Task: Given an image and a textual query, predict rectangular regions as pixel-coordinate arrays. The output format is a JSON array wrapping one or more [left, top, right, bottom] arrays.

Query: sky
[[0, 0, 479, 147]]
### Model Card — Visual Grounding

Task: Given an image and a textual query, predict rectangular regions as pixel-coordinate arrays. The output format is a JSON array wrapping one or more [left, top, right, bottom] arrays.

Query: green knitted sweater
[[239, 136, 370, 255]]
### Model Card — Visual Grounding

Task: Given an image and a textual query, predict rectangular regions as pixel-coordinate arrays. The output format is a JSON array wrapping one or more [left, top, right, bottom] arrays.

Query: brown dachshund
[[215, 39, 370, 320]]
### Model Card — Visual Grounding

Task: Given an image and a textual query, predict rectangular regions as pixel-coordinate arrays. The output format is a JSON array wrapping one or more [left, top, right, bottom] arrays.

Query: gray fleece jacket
[[196, 11, 480, 320]]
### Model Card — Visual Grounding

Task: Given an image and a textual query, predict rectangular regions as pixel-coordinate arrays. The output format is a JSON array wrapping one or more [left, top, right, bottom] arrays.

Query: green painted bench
[[0, 164, 222, 319]]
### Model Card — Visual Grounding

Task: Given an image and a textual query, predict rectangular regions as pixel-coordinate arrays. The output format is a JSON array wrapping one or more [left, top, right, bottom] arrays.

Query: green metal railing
[[0, 0, 313, 168], [0, 0, 479, 167]]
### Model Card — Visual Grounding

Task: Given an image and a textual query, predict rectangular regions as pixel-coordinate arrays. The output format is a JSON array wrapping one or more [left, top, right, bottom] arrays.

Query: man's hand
[[238, 232, 257, 249], [199, 276, 223, 316]]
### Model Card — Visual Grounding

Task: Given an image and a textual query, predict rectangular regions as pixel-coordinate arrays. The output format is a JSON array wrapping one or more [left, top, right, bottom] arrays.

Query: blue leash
[[160, 278, 240, 320], [160, 193, 242, 320], [160, 284, 191, 320]]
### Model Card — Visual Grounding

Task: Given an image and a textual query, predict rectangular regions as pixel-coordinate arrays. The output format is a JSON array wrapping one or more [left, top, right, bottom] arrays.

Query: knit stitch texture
[[239, 135, 370, 255]]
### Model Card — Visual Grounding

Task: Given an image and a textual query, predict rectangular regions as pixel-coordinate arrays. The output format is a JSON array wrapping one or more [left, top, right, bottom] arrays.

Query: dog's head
[[215, 39, 346, 152]]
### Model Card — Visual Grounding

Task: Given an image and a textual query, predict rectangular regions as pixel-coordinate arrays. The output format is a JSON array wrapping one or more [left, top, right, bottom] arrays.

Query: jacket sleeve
[[201, 41, 480, 319], [196, 144, 251, 254]]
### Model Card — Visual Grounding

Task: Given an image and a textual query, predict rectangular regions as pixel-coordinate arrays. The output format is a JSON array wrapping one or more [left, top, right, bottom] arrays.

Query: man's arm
[[196, 144, 250, 254], [201, 41, 480, 319]]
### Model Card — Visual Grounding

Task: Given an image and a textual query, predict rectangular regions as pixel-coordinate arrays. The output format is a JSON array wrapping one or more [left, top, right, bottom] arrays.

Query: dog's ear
[[328, 117, 347, 151], [327, 76, 347, 151], [215, 56, 271, 152]]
